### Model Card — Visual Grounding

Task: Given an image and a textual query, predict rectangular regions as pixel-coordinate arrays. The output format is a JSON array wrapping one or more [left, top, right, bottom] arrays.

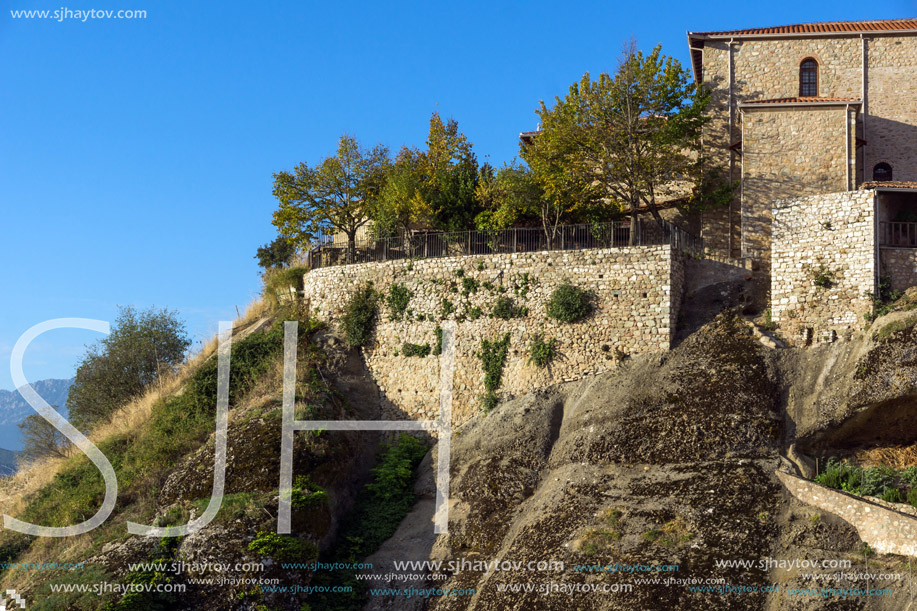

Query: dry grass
[[0, 296, 270, 519], [853, 444, 917, 469]]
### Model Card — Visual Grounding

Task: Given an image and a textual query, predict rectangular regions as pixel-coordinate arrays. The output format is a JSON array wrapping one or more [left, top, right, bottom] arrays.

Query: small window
[[873, 163, 893, 181], [799, 58, 818, 97]]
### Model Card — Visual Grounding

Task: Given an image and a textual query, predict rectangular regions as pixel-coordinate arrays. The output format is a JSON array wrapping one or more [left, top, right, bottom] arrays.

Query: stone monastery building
[[687, 18, 917, 343]]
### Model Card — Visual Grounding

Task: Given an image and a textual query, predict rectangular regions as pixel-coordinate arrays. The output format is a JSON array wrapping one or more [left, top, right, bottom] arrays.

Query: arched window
[[873, 163, 893, 181], [799, 58, 818, 97]]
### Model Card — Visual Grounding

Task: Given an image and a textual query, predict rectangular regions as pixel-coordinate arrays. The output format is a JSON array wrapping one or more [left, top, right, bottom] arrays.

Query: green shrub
[[528, 334, 558, 368], [546, 283, 592, 323], [461, 277, 479, 296], [386, 283, 412, 321], [491, 296, 526, 319], [809, 262, 837, 289], [341, 283, 379, 347], [908, 487, 917, 509], [248, 531, 318, 562], [401, 342, 431, 358], [882, 487, 904, 503], [815, 458, 862, 492], [291, 476, 329, 509], [440, 298, 455, 318], [479, 333, 511, 412], [902, 466, 917, 486], [860, 466, 898, 497], [873, 315, 917, 343], [433, 327, 444, 356], [466, 305, 483, 320]]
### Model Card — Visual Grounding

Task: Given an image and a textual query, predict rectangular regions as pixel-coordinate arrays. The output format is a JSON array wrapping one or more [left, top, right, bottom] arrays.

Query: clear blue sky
[[0, 1, 911, 390]]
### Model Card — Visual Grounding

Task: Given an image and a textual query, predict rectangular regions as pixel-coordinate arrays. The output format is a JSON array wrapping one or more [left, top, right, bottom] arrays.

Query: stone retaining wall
[[771, 190, 877, 346], [880, 247, 917, 292], [303, 246, 683, 427], [777, 471, 917, 556]]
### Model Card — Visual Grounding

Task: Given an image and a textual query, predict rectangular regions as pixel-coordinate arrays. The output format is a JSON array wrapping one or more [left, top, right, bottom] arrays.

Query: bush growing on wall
[[341, 282, 379, 347], [478, 333, 511, 412], [546, 283, 592, 323], [386, 283, 412, 321], [491, 296, 527, 319], [527, 333, 558, 368], [401, 342, 431, 357]]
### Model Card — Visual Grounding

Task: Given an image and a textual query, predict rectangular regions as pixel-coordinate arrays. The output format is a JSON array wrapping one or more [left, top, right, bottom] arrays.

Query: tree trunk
[[629, 205, 638, 246], [346, 230, 356, 264]]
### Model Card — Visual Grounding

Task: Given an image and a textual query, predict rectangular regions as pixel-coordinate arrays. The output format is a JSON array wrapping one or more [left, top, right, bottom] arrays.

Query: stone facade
[[880, 247, 917, 292], [692, 27, 917, 260], [777, 471, 917, 556], [741, 105, 856, 261], [303, 246, 683, 427], [771, 190, 876, 345]]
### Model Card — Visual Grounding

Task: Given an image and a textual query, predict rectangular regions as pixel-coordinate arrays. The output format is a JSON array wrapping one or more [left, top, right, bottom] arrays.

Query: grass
[[815, 457, 915, 506], [248, 531, 318, 562], [262, 266, 310, 309], [873, 314, 917, 343], [642, 517, 693, 548], [577, 508, 622, 555]]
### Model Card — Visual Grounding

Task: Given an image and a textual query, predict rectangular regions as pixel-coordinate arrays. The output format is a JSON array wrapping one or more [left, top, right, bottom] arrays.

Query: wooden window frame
[[799, 58, 819, 98]]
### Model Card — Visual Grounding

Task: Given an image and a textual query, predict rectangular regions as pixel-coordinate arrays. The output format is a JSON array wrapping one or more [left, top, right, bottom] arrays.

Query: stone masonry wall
[[741, 106, 853, 262], [771, 190, 876, 346], [699, 33, 917, 256], [777, 471, 917, 556], [303, 247, 683, 427], [880, 247, 917, 292]]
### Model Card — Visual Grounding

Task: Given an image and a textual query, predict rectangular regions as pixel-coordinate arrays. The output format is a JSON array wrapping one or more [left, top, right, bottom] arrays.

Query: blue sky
[[0, 0, 912, 390]]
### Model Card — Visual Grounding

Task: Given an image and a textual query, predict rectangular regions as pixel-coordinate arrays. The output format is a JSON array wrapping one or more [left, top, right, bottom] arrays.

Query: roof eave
[[739, 100, 863, 109], [688, 28, 917, 42]]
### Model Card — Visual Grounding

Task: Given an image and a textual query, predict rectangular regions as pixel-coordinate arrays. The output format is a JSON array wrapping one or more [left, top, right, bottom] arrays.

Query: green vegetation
[[642, 518, 693, 548], [440, 298, 455, 318], [385, 283, 412, 321], [101, 537, 181, 610], [809, 262, 837, 289], [815, 458, 915, 506], [873, 314, 917, 343], [263, 265, 310, 308], [340, 282, 379, 347], [255, 236, 296, 270], [67, 306, 190, 430], [491, 296, 527, 319], [527, 333, 558, 368], [577, 508, 622, 555], [865, 277, 906, 322], [248, 531, 318, 562], [306, 435, 429, 611], [546, 283, 592, 323], [291, 476, 329, 509], [401, 342, 431, 357], [461, 276, 479, 296], [478, 333, 511, 412], [272, 135, 389, 261]]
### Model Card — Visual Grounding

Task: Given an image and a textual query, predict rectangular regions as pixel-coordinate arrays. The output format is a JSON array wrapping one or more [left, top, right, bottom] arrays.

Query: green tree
[[272, 135, 390, 262], [67, 306, 190, 429], [370, 113, 481, 236], [18, 407, 70, 463], [522, 42, 716, 244], [254, 236, 296, 270], [474, 160, 543, 231]]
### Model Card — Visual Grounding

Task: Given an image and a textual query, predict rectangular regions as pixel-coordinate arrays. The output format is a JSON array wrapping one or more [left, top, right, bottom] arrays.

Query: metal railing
[[880, 222, 917, 247], [306, 219, 702, 270]]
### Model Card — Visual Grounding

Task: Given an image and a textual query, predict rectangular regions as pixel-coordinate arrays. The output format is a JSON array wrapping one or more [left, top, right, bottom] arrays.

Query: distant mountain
[[0, 378, 73, 451]]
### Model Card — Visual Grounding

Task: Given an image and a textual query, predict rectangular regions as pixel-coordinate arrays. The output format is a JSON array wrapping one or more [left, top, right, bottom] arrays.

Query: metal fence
[[307, 219, 703, 269], [879, 222, 917, 247]]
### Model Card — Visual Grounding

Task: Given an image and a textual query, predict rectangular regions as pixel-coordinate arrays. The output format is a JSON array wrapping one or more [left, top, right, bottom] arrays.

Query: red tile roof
[[691, 18, 917, 38], [740, 97, 862, 106]]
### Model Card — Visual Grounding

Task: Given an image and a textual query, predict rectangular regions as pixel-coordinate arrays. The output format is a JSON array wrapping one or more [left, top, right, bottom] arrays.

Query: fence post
[[513, 228, 517, 253]]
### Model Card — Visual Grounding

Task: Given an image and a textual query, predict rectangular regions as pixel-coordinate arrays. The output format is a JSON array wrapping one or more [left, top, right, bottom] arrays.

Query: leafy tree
[[523, 42, 717, 244], [474, 160, 543, 231], [254, 236, 296, 270], [272, 135, 390, 262], [370, 113, 481, 236], [18, 407, 70, 463], [67, 306, 190, 429]]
